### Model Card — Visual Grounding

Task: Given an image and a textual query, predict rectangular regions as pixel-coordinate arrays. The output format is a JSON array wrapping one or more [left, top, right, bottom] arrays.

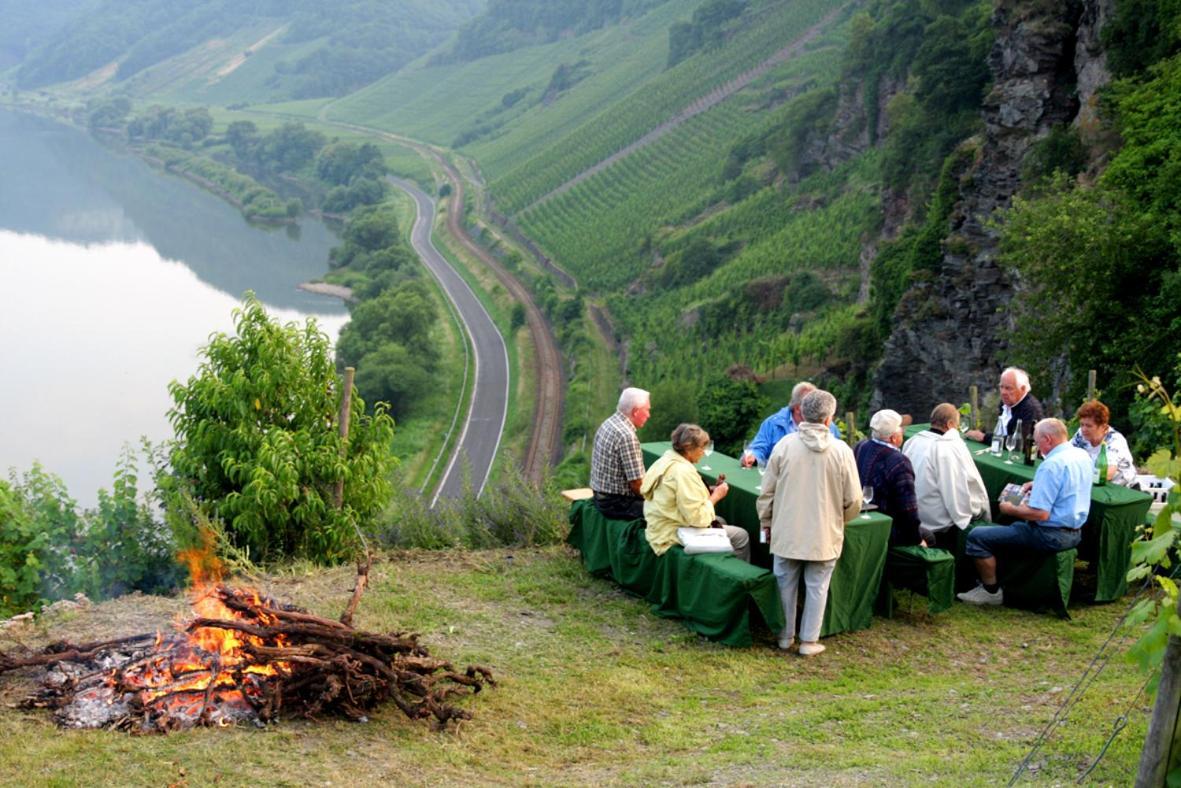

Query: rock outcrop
[[873, 0, 1111, 415]]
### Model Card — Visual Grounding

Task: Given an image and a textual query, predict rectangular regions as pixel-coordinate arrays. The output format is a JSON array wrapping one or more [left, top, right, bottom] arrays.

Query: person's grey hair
[[789, 381, 817, 408], [671, 423, 710, 455], [801, 389, 836, 423], [1034, 417, 1068, 442], [1002, 366, 1031, 391], [617, 387, 650, 415], [930, 403, 960, 430]]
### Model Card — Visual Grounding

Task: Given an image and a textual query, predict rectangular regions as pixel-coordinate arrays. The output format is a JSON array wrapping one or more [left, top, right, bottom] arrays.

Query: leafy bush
[[161, 294, 395, 564], [376, 463, 567, 550], [1, 455, 180, 617]]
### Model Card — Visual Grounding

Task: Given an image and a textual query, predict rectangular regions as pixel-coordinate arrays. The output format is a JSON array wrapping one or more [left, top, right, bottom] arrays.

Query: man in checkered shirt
[[590, 387, 651, 520]]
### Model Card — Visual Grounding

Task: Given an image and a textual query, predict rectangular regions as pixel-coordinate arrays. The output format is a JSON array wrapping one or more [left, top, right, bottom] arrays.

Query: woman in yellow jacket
[[640, 423, 751, 562]]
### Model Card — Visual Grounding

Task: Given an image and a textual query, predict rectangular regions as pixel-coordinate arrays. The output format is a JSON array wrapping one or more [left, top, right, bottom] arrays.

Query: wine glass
[[1004, 431, 1017, 464], [741, 441, 754, 468], [701, 440, 714, 471], [861, 485, 874, 518]]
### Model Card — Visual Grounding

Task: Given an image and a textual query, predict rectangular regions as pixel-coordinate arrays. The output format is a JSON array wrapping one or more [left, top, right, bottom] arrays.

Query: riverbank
[[297, 281, 353, 300]]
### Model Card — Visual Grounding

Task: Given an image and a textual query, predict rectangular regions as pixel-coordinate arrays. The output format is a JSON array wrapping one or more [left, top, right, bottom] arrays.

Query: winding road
[[390, 177, 509, 505]]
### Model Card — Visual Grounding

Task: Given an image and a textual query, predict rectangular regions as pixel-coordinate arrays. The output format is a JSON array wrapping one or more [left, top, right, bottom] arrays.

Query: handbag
[[677, 526, 733, 555]]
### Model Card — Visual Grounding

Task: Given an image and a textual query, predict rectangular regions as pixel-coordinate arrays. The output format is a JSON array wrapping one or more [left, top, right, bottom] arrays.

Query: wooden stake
[[334, 367, 355, 509], [969, 385, 979, 430], [846, 411, 856, 446], [1137, 593, 1181, 786], [1087, 369, 1098, 402]]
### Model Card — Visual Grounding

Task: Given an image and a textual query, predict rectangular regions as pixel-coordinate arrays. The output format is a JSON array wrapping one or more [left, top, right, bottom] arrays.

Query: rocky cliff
[[872, 0, 1111, 417]]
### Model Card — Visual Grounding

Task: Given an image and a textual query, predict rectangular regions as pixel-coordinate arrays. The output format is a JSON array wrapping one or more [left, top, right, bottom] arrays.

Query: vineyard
[[485, 0, 848, 213]]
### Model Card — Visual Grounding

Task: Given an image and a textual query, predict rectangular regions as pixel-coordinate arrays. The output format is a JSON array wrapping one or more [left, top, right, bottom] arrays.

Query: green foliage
[[1101, 0, 1181, 77], [337, 281, 441, 417], [316, 142, 388, 186], [696, 375, 767, 456], [85, 96, 131, 129], [14, 0, 484, 98], [1021, 124, 1087, 182], [1103, 53, 1181, 256], [146, 144, 291, 221], [998, 173, 1179, 424], [0, 456, 180, 617], [440, 0, 664, 64], [128, 105, 213, 147], [667, 0, 746, 68], [1125, 368, 1181, 688], [162, 294, 395, 564], [377, 463, 567, 550]]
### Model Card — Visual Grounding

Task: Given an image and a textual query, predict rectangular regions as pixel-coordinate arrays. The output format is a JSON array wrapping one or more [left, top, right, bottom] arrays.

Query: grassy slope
[[0, 548, 1148, 784], [322, 0, 689, 148]]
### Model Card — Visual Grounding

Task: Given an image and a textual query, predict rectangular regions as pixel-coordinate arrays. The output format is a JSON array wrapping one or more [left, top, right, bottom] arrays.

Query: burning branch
[[1, 584, 493, 733]]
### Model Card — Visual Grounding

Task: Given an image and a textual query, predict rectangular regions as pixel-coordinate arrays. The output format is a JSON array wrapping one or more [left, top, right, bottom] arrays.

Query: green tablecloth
[[641, 442, 892, 637], [903, 424, 1152, 601], [566, 499, 784, 646]]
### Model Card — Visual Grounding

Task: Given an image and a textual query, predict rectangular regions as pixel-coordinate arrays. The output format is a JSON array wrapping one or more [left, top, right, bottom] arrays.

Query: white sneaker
[[957, 585, 1003, 606], [798, 642, 826, 657], [777, 632, 795, 651]]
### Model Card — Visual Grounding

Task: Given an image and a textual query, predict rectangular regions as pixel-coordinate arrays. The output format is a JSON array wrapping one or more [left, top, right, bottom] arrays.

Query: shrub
[[161, 294, 395, 564]]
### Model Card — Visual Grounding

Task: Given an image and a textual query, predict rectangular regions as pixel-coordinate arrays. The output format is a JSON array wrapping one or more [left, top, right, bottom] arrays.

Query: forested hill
[[436, 0, 671, 63], [6, 0, 485, 100]]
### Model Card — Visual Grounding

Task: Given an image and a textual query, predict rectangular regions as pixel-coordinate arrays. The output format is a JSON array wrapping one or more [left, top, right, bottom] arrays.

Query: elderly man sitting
[[903, 403, 992, 549], [957, 418, 1092, 606], [590, 387, 651, 520], [853, 409, 921, 546], [966, 366, 1043, 445]]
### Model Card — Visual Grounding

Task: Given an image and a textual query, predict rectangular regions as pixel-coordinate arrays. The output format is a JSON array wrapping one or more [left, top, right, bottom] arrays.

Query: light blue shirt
[[1028, 442, 1093, 529], [748, 405, 841, 464]]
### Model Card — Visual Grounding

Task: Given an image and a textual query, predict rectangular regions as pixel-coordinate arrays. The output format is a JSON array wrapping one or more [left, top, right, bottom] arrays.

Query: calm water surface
[[0, 109, 348, 505]]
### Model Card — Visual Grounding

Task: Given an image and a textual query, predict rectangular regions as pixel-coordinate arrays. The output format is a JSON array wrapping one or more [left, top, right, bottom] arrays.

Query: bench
[[878, 546, 956, 615], [958, 523, 1076, 618], [566, 499, 784, 647]]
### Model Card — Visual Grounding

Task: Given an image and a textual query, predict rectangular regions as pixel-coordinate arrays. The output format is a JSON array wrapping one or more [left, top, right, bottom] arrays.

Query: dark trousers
[[593, 491, 644, 521]]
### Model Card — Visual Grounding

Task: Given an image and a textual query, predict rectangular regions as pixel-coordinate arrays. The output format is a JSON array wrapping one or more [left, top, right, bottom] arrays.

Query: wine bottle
[[1025, 426, 1039, 465], [1094, 443, 1108, 486]]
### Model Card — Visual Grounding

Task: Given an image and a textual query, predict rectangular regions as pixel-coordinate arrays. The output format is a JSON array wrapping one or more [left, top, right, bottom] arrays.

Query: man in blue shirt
[[740, 381, 839, 467], [957, 418, 1093, 605]]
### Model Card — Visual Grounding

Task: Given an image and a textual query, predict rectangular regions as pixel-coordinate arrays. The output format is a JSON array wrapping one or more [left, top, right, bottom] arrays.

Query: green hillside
[[11, 0, 485, 100]]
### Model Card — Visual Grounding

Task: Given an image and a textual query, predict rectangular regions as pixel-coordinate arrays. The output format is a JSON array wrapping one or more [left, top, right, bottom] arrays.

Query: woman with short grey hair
[[640, 423, 751, 562]]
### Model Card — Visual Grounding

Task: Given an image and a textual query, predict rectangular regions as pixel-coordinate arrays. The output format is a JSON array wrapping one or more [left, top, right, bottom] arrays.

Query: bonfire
[[0, 546, 494, 733]]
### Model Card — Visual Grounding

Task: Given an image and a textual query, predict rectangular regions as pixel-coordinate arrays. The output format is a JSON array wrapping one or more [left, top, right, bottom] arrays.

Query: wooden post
[[846, 411, 856, 446], [1087, 369, 1098, 402], [969, 385, 979, 430], [1137, 593, 1181, 786], [334, 367, 355, 509]]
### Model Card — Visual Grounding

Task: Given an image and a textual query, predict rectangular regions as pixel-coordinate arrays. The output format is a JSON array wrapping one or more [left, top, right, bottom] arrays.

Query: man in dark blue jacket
[[854, 409, 922, 546]]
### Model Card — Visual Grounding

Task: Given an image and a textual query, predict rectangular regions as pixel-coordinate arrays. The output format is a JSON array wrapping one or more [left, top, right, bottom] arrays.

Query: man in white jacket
[[757, 389, 861, 657], [902, 403, 991, 548]]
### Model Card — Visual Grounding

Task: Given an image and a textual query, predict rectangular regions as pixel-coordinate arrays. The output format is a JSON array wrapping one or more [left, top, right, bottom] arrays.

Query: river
[[0, 108, 348, 506]]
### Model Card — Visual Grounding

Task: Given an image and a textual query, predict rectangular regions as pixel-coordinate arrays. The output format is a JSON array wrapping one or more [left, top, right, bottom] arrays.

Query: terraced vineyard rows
[[488, 0, 848, 214]]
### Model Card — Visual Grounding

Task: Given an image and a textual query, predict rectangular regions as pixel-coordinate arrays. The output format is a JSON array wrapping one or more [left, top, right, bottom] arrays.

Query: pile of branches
[[0, 568, 494, 732]]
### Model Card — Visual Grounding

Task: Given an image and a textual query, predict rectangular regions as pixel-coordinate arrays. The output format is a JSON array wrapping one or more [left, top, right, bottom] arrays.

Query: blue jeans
[[963, 521, 1082, 559]]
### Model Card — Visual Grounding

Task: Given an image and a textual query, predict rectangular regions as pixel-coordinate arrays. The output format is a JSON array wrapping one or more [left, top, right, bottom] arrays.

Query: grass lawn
[[0, 547, 1150, 785]]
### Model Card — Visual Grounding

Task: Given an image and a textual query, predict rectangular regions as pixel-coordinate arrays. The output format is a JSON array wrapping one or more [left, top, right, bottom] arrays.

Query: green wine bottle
[[1094, 442, 1108, 486]]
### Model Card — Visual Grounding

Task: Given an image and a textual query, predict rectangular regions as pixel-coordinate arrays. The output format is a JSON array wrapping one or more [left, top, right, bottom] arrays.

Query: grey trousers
[[723, 524, 751, 563], [772, 555, 837, 643]]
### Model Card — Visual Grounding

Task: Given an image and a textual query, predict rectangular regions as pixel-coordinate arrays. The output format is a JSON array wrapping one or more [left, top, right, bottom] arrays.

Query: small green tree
[[162, 294, 395, 564]]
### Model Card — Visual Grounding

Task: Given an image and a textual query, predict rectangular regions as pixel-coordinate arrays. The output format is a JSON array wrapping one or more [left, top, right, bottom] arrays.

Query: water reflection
[[0, 108, 344, 313], [0, 108, 349, 505]]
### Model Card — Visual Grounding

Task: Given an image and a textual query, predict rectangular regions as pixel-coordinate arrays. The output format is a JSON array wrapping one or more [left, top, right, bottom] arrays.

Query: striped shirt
[[590, 411, 644, 495]]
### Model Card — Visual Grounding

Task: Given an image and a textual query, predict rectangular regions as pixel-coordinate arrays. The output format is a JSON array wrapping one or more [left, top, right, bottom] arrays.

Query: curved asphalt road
[[390, 177, 508, 505]]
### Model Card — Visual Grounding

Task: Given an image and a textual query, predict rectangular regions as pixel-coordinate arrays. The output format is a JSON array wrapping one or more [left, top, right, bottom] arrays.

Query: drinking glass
[[1004, 432, 1017, 464], [701, 440, 714, 471], [861, 485, 874, 518]]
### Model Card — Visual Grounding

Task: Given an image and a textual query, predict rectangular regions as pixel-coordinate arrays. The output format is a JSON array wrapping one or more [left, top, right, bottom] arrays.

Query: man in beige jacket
[[757, 389, 861, 656]]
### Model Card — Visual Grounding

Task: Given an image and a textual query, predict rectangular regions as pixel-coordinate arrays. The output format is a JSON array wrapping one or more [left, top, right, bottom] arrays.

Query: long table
[[641, 442, 892, 637], [903, 424, 1152, 601]]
